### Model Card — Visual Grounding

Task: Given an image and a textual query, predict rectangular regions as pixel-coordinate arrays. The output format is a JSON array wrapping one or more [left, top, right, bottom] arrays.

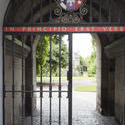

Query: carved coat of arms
[[54, 0, 88, 23], [60, 0, 83, 11]]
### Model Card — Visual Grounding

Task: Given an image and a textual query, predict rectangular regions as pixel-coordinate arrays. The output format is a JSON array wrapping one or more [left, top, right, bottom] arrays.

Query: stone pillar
[[0, 1, 10, 125], [91, 34, 102, 114], [4, 54, 25, 125], [32, 36, 40, 94], [100, 46, 115, 116], [101, 53, 110, 115], [115, 55, 125, 124], [25, 36, 39, 116], [108, 59, 115, 115]]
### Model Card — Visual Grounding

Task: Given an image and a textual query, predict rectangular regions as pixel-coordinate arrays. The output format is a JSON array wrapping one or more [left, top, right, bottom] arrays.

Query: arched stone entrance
[[1, 0, 125, 125]]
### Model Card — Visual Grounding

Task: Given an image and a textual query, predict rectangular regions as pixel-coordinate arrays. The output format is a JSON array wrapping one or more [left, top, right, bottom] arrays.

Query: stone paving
[[24, 86, 119, 125]]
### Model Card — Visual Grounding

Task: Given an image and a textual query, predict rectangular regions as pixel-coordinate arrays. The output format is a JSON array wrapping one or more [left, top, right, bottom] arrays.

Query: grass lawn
[[91, 80, 97, 83], [74, 85, 96, 92], [73, 76, 95, 80]]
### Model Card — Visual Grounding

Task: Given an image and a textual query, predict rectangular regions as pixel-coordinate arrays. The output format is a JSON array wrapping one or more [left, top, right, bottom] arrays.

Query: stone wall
[[105, 37, 125, 124], [4, 54, 25, 125], [25, 35, 39, 116], [101, 53, 110, 115], [91, 34, 102, 113], [108, 59, 115, 115], [0, 0, 10, 125], [115, 56, 125, 124]]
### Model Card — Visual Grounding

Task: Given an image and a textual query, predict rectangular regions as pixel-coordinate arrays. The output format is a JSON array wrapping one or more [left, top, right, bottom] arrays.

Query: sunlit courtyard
[[24, 81, 118, 125]]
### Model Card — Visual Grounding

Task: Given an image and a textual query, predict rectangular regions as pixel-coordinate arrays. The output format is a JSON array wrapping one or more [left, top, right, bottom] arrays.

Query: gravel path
[[73, 79, 96, 88], [24, 86, 119, 125]]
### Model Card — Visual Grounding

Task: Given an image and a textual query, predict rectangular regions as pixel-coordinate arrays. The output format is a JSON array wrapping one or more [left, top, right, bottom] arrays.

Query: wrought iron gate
[[3, 33, 72, 125]]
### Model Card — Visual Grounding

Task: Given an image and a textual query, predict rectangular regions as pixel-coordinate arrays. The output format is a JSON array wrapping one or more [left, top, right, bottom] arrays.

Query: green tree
[[86, 39, 96, 77], [36, 35, 50, 75], [36, 35, 68, 76], [77, 56, 85, 75]]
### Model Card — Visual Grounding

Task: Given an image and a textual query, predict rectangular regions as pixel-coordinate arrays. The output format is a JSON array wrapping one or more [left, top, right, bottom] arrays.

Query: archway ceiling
[[5, 0, 125, 24], [4, 0, 125, 46]]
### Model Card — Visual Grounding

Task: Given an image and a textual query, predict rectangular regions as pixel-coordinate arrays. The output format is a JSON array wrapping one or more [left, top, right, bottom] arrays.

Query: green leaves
[[36, 35, 50, 75], [36, 35, 68, 76], [86, 39, 96, 77], [77, 56, 85, 75]]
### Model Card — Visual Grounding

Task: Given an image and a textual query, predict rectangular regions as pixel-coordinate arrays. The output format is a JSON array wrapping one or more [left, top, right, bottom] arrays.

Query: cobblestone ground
[[24, 86, 119, 125]]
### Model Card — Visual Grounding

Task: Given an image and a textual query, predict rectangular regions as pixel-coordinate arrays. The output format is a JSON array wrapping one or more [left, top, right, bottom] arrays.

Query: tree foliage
[[77, 56, 85, 75], [36, 35, 50, 75], [36, 35, 68, 76], [75, 38, 96, 77], [86, 38, 96, 77]]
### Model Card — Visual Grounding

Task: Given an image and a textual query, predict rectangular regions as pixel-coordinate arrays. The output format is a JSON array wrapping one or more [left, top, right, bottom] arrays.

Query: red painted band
[[3, 26, 125, 32]]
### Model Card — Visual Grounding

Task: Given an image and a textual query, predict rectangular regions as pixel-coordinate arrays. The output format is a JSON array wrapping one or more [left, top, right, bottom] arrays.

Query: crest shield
[[59, 0, 83, 11]]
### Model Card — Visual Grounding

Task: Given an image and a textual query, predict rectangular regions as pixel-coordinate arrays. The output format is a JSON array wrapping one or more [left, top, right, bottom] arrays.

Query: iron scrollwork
[[54, 0, 88, 23]]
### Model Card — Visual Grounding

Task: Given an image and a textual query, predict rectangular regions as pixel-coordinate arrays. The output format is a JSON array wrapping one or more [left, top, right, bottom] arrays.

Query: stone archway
[[1, 0, 125, 125], [91, 34, 102, 113]]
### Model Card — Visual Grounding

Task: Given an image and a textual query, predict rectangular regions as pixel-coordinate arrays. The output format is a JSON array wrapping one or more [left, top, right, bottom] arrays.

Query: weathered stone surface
[[115, 56, 125, 124], [4, 54, 25, 125], [0, 0, 10, 125], [105, 38, 125, 124]]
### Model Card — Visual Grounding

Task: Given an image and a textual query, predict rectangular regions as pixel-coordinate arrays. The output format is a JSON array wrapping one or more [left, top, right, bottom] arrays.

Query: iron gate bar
[[49, 0, 52, 21], [40, 0, 43, 22], [89, 0, 92, 22], [108, 0, 111, 23], [2, 34, 5, 125], [117, 0, 121, 23], [21, 34, 24, 125], [99, 0, 102, 22], [31, 35, 34, 125], [40, 34, 43, 125], [59, 34, 62, 125], [30, 0, 33, 24], [68, 33, 72, 125], [12, 35, 15, 125], [49, 35, 52, 125]]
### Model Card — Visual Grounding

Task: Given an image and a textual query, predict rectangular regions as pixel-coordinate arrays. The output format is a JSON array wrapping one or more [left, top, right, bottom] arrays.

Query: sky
[[63, 33, 93, 59]]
